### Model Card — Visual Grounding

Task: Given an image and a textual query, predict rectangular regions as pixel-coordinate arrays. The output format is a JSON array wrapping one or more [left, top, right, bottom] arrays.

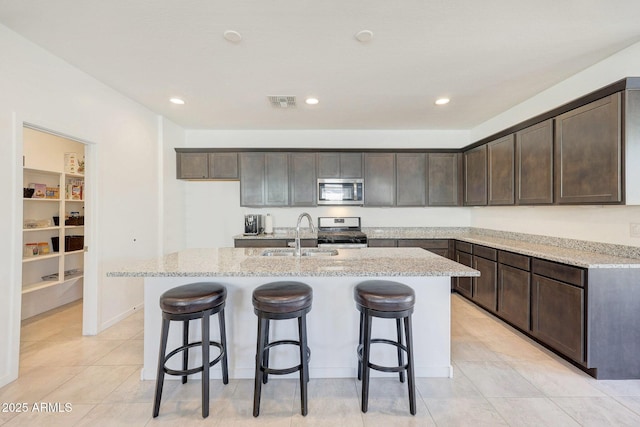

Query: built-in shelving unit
[[21, 128, 85, 319]]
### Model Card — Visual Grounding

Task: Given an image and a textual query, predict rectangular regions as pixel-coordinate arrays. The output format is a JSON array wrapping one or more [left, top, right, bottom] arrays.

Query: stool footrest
[[357, 339, 409, 373], [258, 339, 311, 376], [163, 341, 225, 377]]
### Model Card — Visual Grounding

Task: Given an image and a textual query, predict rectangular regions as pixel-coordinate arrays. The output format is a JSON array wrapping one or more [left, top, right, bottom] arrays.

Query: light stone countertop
[[107, 247, 480, 278], [234, 227, 640, 269]]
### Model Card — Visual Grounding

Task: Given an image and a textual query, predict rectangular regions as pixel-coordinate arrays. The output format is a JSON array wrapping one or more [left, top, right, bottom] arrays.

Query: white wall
[[183, 130, 472, 248], [0, 24, 185, 387], [468, 41, 640, 247]]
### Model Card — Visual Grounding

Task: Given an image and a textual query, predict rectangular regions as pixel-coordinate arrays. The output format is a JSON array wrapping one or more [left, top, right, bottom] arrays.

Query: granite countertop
[[234, 227, 640, 269], [107, 247, 480, 278]]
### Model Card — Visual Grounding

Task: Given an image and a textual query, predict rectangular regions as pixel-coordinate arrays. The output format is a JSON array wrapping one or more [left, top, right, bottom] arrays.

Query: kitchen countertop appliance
[[244, 214, 263, 236], [316, 216, 367, 248]]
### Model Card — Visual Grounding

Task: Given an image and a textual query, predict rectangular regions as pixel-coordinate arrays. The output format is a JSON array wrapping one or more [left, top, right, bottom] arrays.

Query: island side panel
[[142, 275, 452, 380]]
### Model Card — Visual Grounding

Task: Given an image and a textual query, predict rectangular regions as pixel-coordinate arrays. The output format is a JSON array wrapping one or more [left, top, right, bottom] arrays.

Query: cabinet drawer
[[397, 239, 449, 249], [234, 239, 289, 248], [474, 245, 497, 261], [455, 241, 473, 254], [498, 250, 531, 271], [368, 239, 397, 247], [532, 258, 584, 287]]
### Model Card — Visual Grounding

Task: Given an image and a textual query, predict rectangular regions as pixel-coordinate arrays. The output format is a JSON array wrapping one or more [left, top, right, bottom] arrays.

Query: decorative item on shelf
[[64, 152, 78, 174], [23, 188, 35, 198], [78, 158, 85, 174], [30, 183, 46, 199], [51, 236, 83, 252], [65, 212, 84, 226], [66, 178, 84, 200], [23, 218, 53, 229], [24, 243, 39, 257], [37, 242, 50, 255], [53, 216, 59, 226], [45, 187, 60, 199]]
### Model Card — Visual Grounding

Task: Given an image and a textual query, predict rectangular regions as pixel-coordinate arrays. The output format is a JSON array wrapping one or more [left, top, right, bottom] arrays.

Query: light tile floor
[[2, 296, 640, 426]]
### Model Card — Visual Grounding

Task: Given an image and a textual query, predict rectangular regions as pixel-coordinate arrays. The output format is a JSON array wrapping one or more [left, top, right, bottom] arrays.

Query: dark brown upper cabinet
[[317, 152, 363, 178], [396, 153, 426, 206], [428, 153, 462, 206], [289, 153, 317, 207], [464, 145, 487, 206], [515, 120, 554, 204], [239, 152, 289, 207], [176, 152, 239, 180], [555, 93, 622, 204], [364, 153, 396, 206], [488, 135, 515, 205]]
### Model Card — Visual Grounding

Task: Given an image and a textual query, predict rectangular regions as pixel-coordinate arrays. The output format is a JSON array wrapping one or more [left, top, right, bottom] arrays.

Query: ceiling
[[2, 0, 640, 130]]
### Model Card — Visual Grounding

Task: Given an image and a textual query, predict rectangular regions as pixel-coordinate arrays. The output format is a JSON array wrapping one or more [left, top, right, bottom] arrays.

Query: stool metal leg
[[360, 313, 372, 413], [153, 317, 170, 418], [404, 315, 416, 415], [396, 318, 405, 383], [218, 308, 229, 384], [182, 320, 189, 384], [201, 311, 210, 418], [253, 316, 267, 417], [298, 313, 309, 416], [262, 320, 270, 384], [357, 311, 364, 381]]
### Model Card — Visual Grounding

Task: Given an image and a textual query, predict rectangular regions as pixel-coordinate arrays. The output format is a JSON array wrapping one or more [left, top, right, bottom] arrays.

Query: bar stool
[[153, 282, 228, 419], [252, 281, 312, 417], [354, 280, 416, 415]]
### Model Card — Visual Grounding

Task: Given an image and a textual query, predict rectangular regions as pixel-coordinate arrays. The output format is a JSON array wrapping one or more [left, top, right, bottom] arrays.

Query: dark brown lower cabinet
[[497, 264, 531, 331], [454, 250, 473, 298], [397, 239, 451, 258], [473, 255, 498, 312], [531, 274, 584, 363], [367, 239, 397, 247]]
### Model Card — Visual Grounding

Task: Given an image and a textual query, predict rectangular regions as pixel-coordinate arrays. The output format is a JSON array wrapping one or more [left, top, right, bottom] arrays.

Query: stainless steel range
[[316, 217, 367, 248]]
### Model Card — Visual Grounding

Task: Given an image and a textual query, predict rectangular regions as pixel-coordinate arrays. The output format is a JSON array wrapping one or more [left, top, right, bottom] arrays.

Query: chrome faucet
[[295, 212, 316, 257]]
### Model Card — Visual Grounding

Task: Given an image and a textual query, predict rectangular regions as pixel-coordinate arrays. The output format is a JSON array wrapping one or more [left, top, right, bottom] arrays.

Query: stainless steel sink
[[261, 248, 338, 257]]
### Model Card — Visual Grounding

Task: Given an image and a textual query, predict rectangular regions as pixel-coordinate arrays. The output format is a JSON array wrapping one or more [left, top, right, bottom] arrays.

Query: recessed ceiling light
[[435, 98, 450, 105], [223, 30, 242, 43], [354, 30, 374, 43], [305, 97, 319, 105], [170, 97, 185, 105]]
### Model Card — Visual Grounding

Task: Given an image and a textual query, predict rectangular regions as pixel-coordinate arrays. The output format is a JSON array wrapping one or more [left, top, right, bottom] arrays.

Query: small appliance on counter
[[316, 216, 367, 248], [244, 214, 264, 235], [264, 213, 273, 234]]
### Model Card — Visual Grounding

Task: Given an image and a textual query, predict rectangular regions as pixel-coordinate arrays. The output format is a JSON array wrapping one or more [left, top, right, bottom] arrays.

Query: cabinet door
[[396, 153, 426, 206], [455, 251, 473, 298], [340, 153, 363, 178], [532, 274, 584, 363], [555, 93, 622, 204], [428, 153, 462, 206], [516, 120, 553, 204], [177, 152, 208, 179], [317, 153, 340, 178], [364, 153, 396, 206], [265, 153, 289, 206], [289, 153, 317, 206], [368, 239, 397, 247], [239, 153, 266, 206], [464, 145, 487, 206], [488, 135, 515, 205], [317, 152, 363, 178], [398, 239, 450, 258], [473, 256, 498, 312], [498, 264, 531, 331], [209, 153, 238, 179]]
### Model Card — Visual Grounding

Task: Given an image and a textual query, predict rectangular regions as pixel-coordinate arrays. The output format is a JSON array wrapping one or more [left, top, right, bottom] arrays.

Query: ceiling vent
[[268, 95, 296, 109]]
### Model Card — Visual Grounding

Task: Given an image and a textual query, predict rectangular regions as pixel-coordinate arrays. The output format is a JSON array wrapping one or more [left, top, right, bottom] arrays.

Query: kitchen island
[[108, 247, 478, 381]]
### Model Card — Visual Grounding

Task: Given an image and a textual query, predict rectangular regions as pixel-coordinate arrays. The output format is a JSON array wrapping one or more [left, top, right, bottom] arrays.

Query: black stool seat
[[153, 282, 228, 419], [354, 280, 415, 312], [160, 282, 226, 314], [252, 281, 312, 417], [252, 281, 312, 314], [354, 280, 416, 416]]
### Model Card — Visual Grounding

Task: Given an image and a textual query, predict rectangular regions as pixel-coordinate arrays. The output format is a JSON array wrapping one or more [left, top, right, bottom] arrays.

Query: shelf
[[23, 198, 60, 202], [23, 226, 60, 232], [65, 225, 84, 230], [22, 253, 60, 263], [65, 172, 85, 178], [24, 167, 60, 176], [65, 199, 84, 202], [65, 249, 85, 255], [22, 273, 84, 295]]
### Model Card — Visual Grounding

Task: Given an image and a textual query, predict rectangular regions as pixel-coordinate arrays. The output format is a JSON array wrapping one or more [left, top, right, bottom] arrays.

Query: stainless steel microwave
[[317, 179, 364, 205]]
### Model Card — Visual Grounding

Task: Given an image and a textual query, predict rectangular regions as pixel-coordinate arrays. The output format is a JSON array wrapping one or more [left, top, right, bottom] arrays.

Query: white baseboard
[[100, 302, 144, 332]]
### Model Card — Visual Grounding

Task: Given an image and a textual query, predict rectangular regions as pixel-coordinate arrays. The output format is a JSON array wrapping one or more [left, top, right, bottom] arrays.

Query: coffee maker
[[244, 214, 264, 235]]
